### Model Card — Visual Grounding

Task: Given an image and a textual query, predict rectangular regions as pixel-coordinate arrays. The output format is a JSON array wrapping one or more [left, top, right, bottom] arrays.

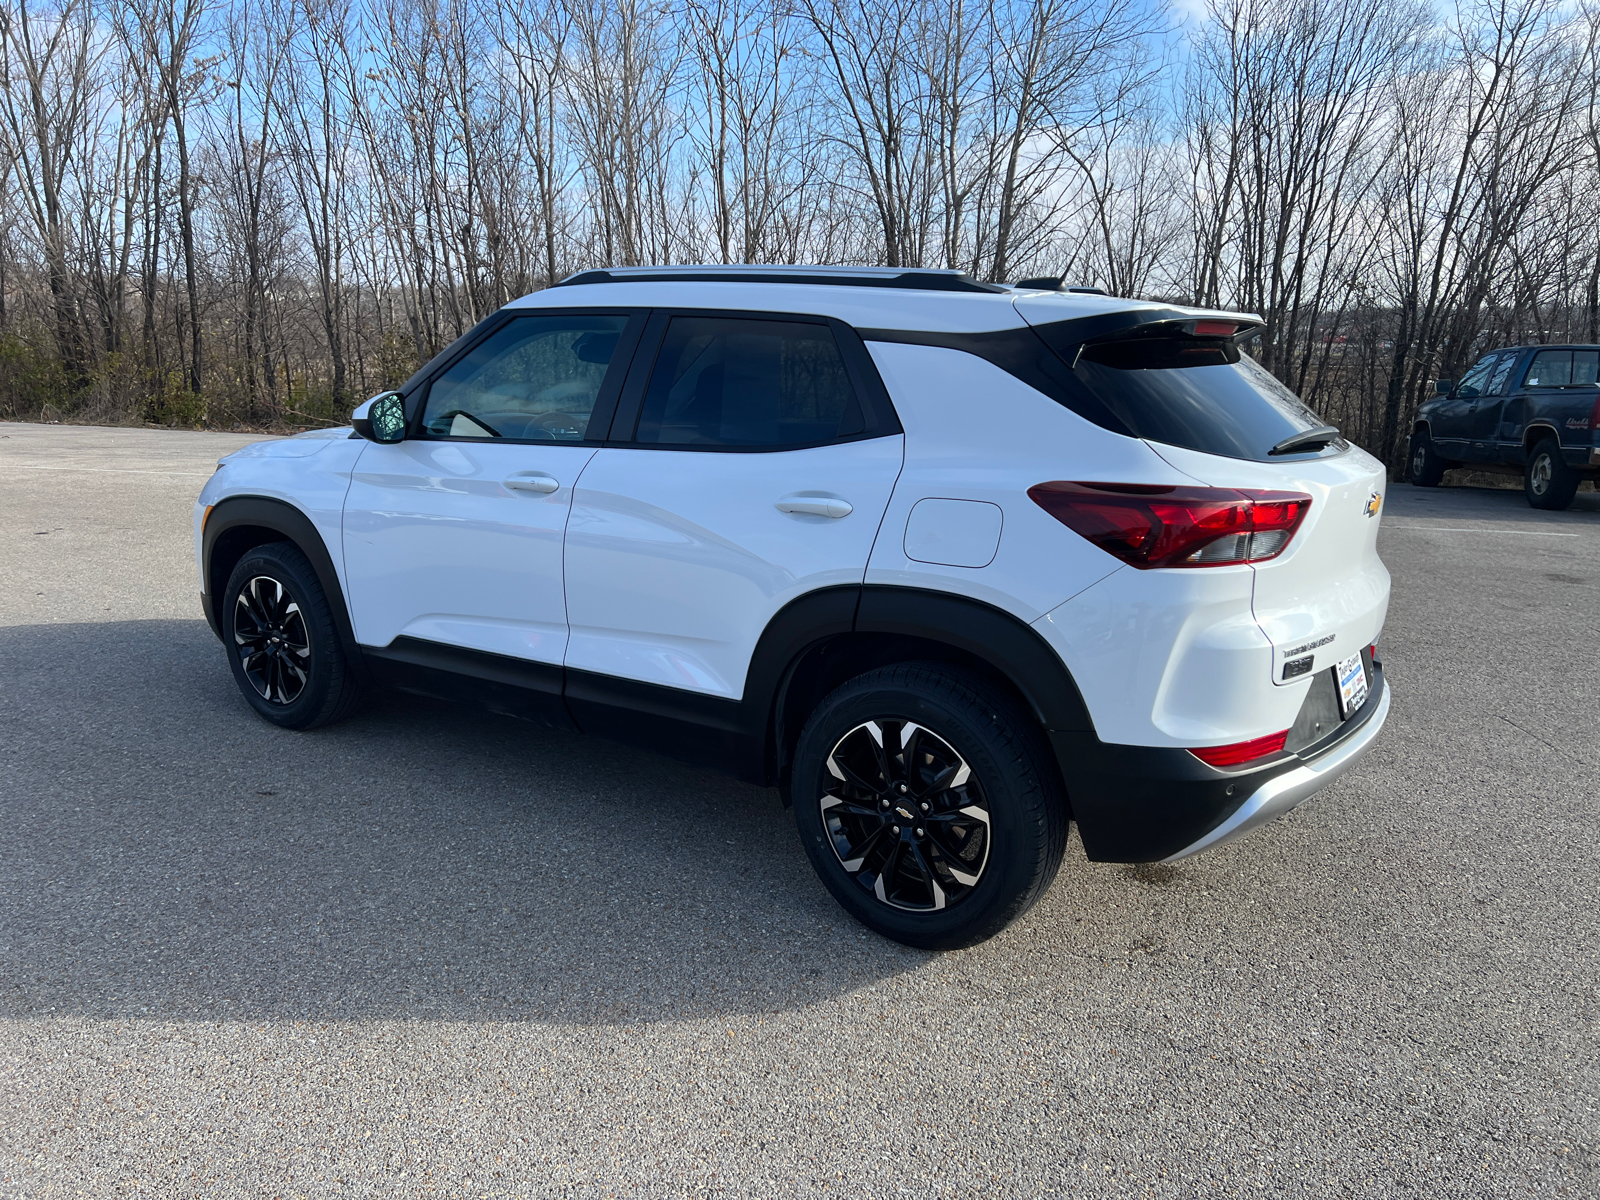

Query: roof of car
[[506, 265, 1258, 335], [1499, 343, 1600, 352]]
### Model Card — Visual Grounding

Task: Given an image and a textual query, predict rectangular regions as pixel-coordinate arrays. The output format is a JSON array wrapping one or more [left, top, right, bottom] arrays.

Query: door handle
[[775, 494, 853, 519], [504, 472, 560, 495]]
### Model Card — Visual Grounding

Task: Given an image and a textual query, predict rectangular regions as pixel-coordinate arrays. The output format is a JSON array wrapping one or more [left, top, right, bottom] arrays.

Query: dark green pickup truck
[[1409, 344, 1600, 509]]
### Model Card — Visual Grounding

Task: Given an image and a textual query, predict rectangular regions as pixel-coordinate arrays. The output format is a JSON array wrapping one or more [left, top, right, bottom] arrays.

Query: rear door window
[[1525, 349, 1600, 388], [631, 316, 865, 448]]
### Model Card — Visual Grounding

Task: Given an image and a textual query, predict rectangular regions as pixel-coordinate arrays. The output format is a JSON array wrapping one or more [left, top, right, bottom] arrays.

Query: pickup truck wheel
[[1524, 437, 1579, 510], [221, 541, 363, 729], [791, 663, 1067, 950], [1407, 431, 1446, 487]]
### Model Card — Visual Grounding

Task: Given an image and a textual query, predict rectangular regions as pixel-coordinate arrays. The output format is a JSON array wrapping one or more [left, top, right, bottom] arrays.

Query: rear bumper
[[1161, 678, 1389, 861], [1053, 663, 1389, 863]]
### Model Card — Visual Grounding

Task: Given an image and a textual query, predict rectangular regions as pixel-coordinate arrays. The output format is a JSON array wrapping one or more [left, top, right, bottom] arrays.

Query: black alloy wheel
[[234, 575, 311, 705], [221, 541, 363, 730], [820, 718, 991, 912], [792, 663, 1067, 950]]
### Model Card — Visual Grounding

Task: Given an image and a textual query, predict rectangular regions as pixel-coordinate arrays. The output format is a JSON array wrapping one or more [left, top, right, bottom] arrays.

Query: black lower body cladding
[[1059, 660, 1386, 863]]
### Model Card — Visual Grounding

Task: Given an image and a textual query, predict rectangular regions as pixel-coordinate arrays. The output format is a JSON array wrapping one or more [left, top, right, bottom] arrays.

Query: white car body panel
[[563, 436, 903, 699], [340, 439, 598, 663], [194, 431, 363, 600], [861, 342, 1184, 622], [1031, 567, 1300, 746], [1149, 441, 1391, 686]]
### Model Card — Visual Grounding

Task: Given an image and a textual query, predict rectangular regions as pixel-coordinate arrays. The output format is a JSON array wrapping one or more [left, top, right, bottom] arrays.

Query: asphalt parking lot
[[1, 421, 1596, 1198]]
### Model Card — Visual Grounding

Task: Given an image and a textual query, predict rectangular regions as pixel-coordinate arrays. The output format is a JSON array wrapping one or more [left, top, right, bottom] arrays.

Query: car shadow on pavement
[[0, 619, 929, 1026]]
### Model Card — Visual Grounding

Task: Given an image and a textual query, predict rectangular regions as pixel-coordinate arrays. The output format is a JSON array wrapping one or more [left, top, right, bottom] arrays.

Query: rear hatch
[[1145, 440, 1389, 686], [1013, 296, 1390, 687]]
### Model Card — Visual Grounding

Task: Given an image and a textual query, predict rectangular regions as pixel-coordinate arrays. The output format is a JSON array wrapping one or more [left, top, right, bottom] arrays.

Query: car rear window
[[1061, 334, 1342, 462], [1524, 349, 1599, 387]]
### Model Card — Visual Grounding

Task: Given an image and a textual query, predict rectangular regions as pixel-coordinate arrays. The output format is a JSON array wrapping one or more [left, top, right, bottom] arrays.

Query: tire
[[221, 541, 363, 729], [1524, 437, 1579, 510], [1407, 430, 1446, 487], [791, 663, 1068, 950]]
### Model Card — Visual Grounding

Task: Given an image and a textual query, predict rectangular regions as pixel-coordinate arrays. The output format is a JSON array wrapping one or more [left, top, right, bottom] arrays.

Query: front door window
[[422, 315, 629, 442]]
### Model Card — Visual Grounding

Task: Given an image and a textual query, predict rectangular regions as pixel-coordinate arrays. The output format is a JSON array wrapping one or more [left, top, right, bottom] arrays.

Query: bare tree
[[4, 0, 1600, 462], [0, 0, 99, 381]]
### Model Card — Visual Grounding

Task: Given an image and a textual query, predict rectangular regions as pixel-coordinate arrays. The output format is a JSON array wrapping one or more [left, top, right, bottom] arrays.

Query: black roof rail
[[552, 265, 1009, 294]]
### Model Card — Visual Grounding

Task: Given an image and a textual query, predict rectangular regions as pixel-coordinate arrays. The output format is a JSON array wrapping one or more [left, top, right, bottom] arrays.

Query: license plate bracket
[[1335, 652, 1369, 718]]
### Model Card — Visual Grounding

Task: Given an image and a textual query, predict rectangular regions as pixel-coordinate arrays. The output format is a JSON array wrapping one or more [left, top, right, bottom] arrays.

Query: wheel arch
[[752, 585, 1092, 802], [203, 496, 365, 678], [1523, 421, 1561, 453]]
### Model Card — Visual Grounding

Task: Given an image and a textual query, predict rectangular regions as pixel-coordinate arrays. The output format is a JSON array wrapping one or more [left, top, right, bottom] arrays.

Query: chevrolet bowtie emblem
[[1364, 491, 1382, 518]]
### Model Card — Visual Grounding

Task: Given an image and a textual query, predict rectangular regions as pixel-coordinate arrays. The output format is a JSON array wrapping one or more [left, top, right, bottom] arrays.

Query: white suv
[[194, 265, 1391, 948]]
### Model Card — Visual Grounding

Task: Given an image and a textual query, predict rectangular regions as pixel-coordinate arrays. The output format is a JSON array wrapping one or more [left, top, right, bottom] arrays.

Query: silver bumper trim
[[1161, 680, 1391, 863]]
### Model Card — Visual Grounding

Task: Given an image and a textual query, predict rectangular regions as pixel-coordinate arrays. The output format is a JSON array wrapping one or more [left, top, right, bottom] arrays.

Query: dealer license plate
[[1336, 652, 1369, 718]]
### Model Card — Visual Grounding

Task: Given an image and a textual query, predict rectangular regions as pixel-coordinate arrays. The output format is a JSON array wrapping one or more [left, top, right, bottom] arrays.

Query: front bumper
[[1051, 662, 1389, 862]]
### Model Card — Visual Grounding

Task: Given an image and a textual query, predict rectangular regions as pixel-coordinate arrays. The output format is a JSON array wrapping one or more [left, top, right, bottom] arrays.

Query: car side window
[[1485, 353, 1517, 395], [422, 314, 630, 441], [632, 316, 865, 448], [1525, 348, 1599, 388], [1455, 353, 1500, 399]]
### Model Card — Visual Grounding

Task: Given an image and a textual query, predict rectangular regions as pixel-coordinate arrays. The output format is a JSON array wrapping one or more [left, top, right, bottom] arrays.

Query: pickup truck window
[[1524, 349, 1599, 388], [1486, 354, 1517, 395], [1455, 353, 1500, 398]]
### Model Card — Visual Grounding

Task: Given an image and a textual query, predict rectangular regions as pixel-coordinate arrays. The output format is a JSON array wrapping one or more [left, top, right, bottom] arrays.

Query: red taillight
[[1189, 729, 1289, 768], [1588, 392, 1600, 432], [1028, 482, 1313, 569], [1191, 320, 1239, 337]]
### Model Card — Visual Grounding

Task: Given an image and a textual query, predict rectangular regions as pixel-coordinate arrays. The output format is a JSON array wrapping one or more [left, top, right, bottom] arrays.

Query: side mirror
[[352, 391, 406, 443], [1433, 379, 1453, 395]]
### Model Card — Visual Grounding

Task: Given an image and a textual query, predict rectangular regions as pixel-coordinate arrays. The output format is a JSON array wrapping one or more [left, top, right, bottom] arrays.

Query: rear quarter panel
[[861, 341, 1191, 620]]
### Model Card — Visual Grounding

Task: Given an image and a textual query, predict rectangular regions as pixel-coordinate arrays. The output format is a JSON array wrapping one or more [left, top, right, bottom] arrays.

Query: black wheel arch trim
[[853, 586, 1093, 732], [1524, 421, 1562, 450], [202, 495, 367, 682]]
